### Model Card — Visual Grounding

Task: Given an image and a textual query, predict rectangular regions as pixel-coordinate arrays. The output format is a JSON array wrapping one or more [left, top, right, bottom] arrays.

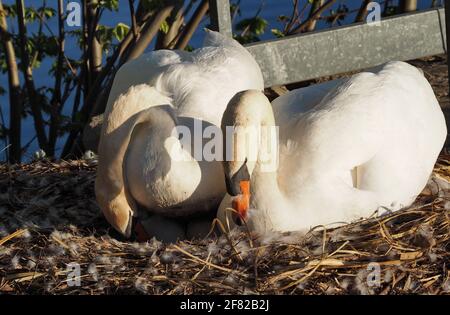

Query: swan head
[[218, 90, 277, 229]]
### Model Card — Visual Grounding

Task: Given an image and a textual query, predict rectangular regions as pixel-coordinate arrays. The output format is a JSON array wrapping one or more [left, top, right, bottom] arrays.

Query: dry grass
[[0, 155, 449, 295]]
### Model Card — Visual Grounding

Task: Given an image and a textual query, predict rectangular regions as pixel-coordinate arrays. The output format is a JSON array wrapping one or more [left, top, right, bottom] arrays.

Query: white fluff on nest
[[425, 173, 450, 197]]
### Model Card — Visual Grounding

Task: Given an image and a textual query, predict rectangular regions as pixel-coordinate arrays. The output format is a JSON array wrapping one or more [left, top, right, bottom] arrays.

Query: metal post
[[208, 0, 233, 37]]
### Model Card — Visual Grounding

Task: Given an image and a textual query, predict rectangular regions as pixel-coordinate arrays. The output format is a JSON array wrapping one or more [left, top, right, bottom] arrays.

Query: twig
[[172, 244, 246, 277], [128, 0, 138, 38], [174, 0, 209, 50], [288, 0, 336, 35], [0, 229, 28, 246], [15, 0, 49, 154]]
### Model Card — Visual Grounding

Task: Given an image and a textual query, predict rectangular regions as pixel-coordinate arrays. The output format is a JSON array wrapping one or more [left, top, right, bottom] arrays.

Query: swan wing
[[156, 31, 264, 125], [276, 62, 446, 197], [107, 31, 263, 125], [105, 49, 187, 116], [272, 78, 348, 190]]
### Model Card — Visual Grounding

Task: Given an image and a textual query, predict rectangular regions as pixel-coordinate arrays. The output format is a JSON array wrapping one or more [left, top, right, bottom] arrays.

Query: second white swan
[[217, 61, 447, 234]]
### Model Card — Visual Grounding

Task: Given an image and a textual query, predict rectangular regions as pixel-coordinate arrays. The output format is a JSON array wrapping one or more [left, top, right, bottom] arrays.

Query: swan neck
[[97, 86, 173, 191]]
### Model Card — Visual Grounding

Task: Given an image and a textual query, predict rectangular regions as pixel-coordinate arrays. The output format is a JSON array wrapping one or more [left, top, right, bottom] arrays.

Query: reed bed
[[0, 154, 449, 295]]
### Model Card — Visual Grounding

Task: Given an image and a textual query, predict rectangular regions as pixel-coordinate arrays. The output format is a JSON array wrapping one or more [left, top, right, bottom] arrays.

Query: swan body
[[218, 61, 446, 234], [96, 31, 264, 237]]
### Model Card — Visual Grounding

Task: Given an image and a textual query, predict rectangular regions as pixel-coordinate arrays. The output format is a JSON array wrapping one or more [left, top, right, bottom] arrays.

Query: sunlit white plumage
[[96, 31, 264, 237], [218, 61, 446, 234]]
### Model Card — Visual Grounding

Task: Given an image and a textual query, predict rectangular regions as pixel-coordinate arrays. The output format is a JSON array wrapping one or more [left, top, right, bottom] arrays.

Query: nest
[[0, 155, 449, 295]]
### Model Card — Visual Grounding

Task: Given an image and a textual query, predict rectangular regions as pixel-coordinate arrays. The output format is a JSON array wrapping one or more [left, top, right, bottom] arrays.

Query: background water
[[0, 0, 443, 161]]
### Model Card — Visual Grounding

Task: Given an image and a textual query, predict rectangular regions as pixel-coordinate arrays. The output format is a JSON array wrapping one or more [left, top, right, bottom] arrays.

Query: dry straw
[[0, 154, 449, 295]]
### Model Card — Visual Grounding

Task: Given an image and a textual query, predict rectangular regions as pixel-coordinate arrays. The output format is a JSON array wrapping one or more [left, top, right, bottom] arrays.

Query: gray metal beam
[[208, 0, 233, 37], [245, 8, 447, 88]]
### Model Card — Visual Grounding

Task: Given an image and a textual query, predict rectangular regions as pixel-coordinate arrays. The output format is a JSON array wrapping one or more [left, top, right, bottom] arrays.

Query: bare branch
[[87, 0, 102, 83], [305, 0, 324, 32], [283, 0, 300, 33], [288, 0, 336, 35], [355, 0, 371, 23], [174, 0, 209, 50], [156, 0, 184, 49], [400, 0, 417, 13], [49, 0, 66, 155], [0, 0, 21, 162], [129, 0, 138, 38], [125, 3, 176, 62], [16, 0, 49, 154]]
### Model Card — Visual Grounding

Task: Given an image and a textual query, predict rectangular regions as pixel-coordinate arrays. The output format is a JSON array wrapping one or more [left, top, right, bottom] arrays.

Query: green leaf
[[25, 7, 38, 23], [39, 7, 56, 19], [96, 25, 114, 50], [233, 34, 260, 45], [271, 29, 284, 38], [184, 45, 195, 52], [277, 15, 289, 23], [0, 50, 7, 73], [112, 23, 130, 42], [67, 29, 84, 48], [97, 0, 119, 11], [2, 4, 18, 18], [159, 20, 169, 34], [236, 17, 268, 36]]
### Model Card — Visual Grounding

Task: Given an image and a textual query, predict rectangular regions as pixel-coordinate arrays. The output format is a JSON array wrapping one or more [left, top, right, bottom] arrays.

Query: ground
[[0, 56, 449, 295]]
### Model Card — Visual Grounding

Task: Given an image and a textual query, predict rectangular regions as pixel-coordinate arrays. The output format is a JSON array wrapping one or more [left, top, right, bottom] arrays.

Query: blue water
[[0, 0, 443, 161]]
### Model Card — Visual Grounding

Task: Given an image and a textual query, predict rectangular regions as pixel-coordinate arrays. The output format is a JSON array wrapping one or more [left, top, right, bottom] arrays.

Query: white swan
[[95, 30, 264, 238], [217, 61, 447, 234]]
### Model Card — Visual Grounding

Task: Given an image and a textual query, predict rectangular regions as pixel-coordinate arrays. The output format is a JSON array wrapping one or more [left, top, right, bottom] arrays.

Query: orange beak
[[231, 180, 250, 221]]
